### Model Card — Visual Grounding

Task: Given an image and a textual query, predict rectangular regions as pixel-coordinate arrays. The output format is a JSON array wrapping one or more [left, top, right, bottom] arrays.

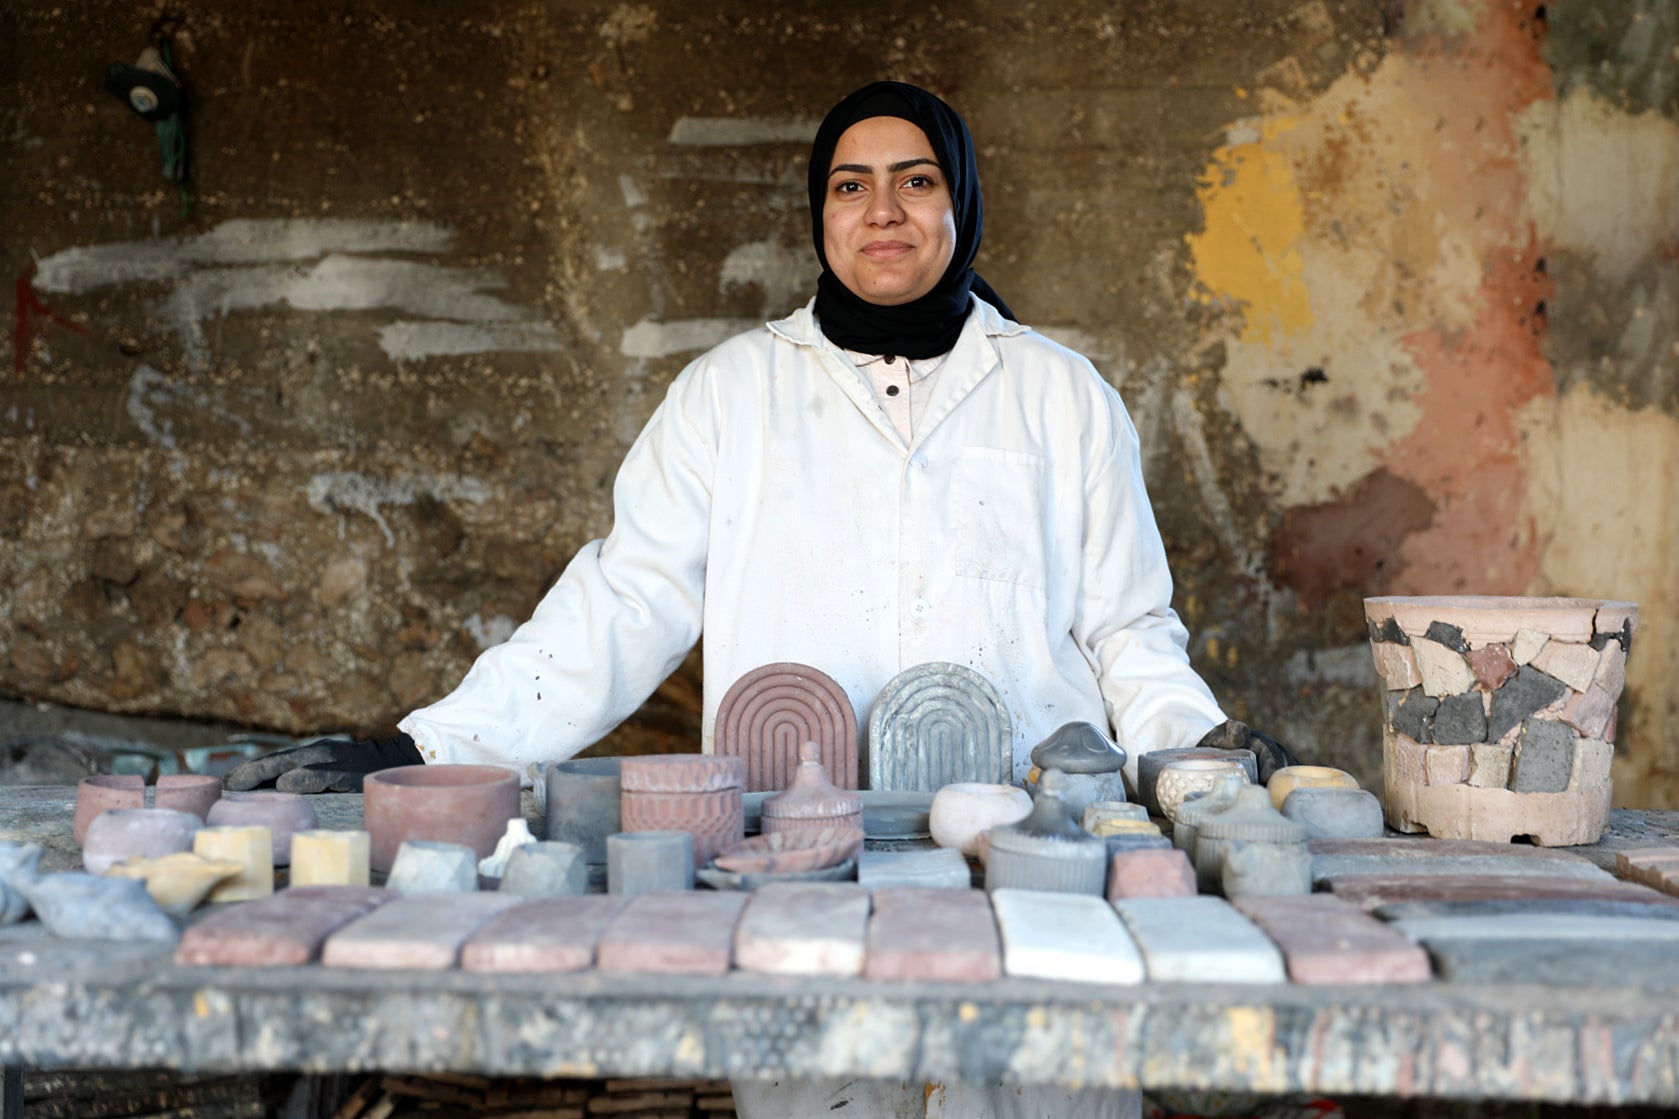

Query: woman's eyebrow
[[828, 157, 941, 178]]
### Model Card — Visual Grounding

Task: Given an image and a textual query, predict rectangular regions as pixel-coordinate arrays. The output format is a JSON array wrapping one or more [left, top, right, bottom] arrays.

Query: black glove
[[1195, 719, 1300, 784], [223, 732, 424, 794]]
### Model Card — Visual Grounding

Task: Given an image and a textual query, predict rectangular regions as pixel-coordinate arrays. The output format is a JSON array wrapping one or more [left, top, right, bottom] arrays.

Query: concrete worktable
[[4, 785, 1679, 1107]]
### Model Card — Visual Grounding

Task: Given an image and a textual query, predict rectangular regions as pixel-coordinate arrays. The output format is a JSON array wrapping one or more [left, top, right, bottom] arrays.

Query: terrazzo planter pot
[[73, 774, 223, 845], [620, 754, 746, 869], [1266, 765, 1359, 812], [983, 769, 1108, 896], [545, 757, 622, 863], [929, 783, 1032, 858], [1156, 758, 1249, 823], [1366, 595, 1636, 846], [1136, 747, 1257, 816], [81, 807, 201, 875], [207, 791, 318, 865], [363, 764, 521, 874]]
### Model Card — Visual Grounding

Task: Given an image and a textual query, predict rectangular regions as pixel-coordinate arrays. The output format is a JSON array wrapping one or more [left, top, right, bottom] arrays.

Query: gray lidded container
[[983, 769, 1107, 897], [545, 756, 622, 863]]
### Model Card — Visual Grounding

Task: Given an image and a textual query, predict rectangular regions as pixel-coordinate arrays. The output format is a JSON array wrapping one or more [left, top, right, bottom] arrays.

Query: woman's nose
[[868, 188, 904, 225]]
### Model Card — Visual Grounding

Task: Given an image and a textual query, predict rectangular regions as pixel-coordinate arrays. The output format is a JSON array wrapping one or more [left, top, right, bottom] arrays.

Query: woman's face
[[822, 116, 957, 306]]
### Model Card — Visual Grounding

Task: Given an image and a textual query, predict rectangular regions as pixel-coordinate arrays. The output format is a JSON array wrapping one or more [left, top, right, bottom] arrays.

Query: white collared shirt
[[844, 348, 949, 445]]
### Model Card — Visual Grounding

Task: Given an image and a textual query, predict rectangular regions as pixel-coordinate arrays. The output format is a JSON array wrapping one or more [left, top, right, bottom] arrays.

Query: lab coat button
[[910, 454, 929, 470], [911, 598, 932, 617]]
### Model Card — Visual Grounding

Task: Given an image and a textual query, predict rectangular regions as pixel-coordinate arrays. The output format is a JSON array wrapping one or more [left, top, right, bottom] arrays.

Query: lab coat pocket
[[953, 447, 1050, 589]]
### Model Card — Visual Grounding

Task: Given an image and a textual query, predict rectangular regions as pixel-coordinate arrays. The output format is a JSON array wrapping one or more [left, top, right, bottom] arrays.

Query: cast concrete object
[[868, 661, 1012, 791], [715, 662, 859, 792]]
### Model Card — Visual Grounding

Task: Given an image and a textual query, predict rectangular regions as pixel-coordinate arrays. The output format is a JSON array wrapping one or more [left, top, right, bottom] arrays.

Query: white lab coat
[[400, 296, 1224, 786]]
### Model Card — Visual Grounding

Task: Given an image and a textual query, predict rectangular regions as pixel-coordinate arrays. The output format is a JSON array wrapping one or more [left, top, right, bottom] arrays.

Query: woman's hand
[[1195, 718, 1300, 783], [223, 732, 423, 793]]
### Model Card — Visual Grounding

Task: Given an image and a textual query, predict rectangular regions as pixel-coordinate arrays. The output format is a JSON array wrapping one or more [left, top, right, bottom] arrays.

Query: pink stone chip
[[1323, 873, 1679, 911], [175, 886, 395, 967], [863, 887, 1001, 982], [596, 891, 751, 975], [321, 891, 525, 970], [1466, 643, 1517, 692], [1107, 848, 1196, 900], [1233, 895, 1431, 984], [1389, 735, 1426, 786], [460, 896, 630, 973], [1422, 744, 1469, 786], [1560, 684, 1616, 739], [715, 662, 860, 792]]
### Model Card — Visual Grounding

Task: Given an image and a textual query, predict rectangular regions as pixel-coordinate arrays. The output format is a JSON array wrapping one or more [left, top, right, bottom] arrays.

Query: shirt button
[[910, 453, 929, 470], [911, 598, 931, 617]]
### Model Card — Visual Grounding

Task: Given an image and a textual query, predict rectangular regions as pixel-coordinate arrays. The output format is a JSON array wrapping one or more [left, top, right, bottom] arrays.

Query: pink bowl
[[363, 764, 521, 873]]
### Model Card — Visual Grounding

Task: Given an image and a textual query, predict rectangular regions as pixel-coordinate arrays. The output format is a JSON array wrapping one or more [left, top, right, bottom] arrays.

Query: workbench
[[4, 785, 1679, 1109]]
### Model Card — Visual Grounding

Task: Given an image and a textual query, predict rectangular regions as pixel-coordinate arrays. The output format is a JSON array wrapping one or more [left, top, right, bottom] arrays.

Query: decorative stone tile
[[1560, 684, 1615, 740], [1412, 638, 1476, 698], [1510, 628, 1548, 666], [1370, 642, 1421, 691], [1531, 641, 1601, 693], [1466, 743, 1514, 789], [596, 891, 751, 975], [1486, 666, 1570, 743], [1422, 745, 1469, 786], [857, 847, 972, 890], [1432, 694, 1487, 745], [1232, 895, 1430, 984], [1112, 896, 1285, 983], [1511, 719, 1576, 793], [175, 887, 394, 967], [1306, 837, 1611, 884], [1594, 640, 1628, 696], [1389, 733, 1427, 786], [1618, 848, 1679, 895], [1466, 643, 1518, 692], [733, 883, 870, 976], [1416, 931, 1679, 987], [460, 895, 629, 972], [1106, 848, 1196, 900], [867, 662, 1012, 791], [1423, 621, 1469, 653], [992, 889, 1144, 984], [321, 892, 525, 970], [1390, 690, 1437, 744], [714, 662, 859, 792], [863, 887, 1001, 981], [1323, 873, 1679, 911]]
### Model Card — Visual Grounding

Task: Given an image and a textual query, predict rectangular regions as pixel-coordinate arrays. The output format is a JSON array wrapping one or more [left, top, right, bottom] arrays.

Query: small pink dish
[[74, 774, 222, 845], [207, 791, 318, 865], [713, 826, 864, 875]]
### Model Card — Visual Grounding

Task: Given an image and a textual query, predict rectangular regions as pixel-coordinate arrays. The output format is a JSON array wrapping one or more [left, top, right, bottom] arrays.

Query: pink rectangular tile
[[175, 886, 394, 967], [321, 892, 524, 970], [1106, 848, 1196, 900], [1618, 847, 1679, 893], [1232, 894, 1431, 984], [734, 883, 870, 976], [863, 887, 1000, 982], [460, 896, 630, 973], [596, 891, 750, 975]]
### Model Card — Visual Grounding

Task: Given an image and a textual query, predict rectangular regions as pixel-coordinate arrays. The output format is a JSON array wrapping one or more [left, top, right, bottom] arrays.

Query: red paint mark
[[13, 264, 88, 376]]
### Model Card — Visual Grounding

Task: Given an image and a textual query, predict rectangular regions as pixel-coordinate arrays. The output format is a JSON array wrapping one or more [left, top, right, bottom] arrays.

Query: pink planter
[[362, 764, 521, 873], [207, 791, 319, 865], [74, 774, 222, 845], [620, 754, 746, 868]]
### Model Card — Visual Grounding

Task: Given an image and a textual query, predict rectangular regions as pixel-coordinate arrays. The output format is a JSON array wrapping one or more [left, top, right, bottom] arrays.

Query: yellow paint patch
[[194, 992, 211, 1018], [1186, 117, 1314, 346], [958, 1002, 979, 1024], [1223, 1006, 1285, 1088]]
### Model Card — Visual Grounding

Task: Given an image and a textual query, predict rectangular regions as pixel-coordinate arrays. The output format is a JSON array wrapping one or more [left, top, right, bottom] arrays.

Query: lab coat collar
[[768, 296, 1030, 453]]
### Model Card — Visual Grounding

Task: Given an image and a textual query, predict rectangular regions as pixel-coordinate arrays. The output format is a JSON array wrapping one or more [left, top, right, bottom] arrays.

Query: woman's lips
[[863, 241, 914, 258]]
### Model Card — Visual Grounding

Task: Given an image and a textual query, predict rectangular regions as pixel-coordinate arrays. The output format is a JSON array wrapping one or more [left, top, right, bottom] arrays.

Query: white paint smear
[[666, 116, 822, 146], [33, 219, 453, 293], [619, 316, 757, 359], [378, 321, 564, 361], [305, 471, 491, 546]]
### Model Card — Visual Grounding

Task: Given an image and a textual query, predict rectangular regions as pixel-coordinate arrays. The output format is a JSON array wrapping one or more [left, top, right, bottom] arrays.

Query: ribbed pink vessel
[[619, 755, 745, 868]]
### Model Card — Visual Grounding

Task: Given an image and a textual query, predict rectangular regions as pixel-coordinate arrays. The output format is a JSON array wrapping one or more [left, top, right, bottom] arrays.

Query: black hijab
[[808, 81, 1014, 359]]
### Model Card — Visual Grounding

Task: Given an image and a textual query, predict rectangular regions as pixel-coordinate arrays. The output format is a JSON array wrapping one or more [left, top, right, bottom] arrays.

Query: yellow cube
[[193, 825, 273, 901], [289, 830, 371, 888]]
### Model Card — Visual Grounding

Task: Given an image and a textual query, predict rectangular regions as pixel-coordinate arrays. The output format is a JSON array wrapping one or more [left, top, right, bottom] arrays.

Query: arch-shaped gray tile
[[867, 662, 1011, 791]]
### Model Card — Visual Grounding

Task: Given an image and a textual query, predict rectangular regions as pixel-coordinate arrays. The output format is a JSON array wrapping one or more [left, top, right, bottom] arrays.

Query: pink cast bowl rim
[[364, 763, 519, 790]]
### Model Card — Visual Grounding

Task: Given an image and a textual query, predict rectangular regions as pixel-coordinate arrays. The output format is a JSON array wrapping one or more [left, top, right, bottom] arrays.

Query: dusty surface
[[2, 1, 1676, 801]]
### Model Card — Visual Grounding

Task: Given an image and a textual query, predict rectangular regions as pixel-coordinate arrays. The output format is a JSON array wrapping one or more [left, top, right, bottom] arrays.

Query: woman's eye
[[835, 181, 863, 195], [905, 175, 936, 190]]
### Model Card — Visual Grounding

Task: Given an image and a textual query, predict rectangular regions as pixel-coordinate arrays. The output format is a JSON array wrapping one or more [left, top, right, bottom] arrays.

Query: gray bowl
[[545, 757, 622, 863]]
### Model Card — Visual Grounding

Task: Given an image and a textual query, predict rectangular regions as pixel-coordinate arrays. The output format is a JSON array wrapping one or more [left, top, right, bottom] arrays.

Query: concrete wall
[[3, 1, 1676, 804]]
